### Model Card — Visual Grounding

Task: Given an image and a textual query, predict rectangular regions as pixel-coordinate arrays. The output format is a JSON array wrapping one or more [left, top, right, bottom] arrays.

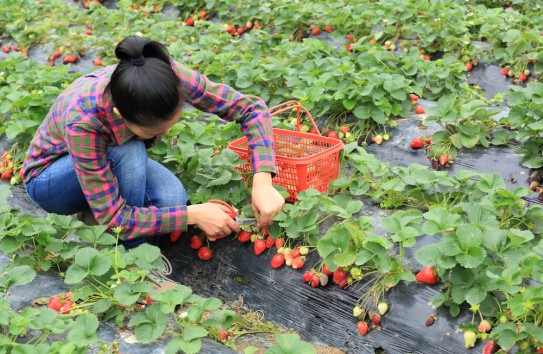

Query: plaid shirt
[[22, 61, 277, 240]]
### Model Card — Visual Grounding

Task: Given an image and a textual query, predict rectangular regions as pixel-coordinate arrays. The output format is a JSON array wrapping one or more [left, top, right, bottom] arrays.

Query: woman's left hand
[[251, 172, 285, 227]]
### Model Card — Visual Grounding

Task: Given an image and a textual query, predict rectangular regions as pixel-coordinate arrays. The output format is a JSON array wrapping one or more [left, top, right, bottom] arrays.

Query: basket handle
[[269, 101, 321, 136]]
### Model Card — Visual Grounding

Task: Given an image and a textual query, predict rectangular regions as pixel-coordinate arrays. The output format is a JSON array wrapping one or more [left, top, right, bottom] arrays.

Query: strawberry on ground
[[416, 266, 438, 285], [291, 257, 305, 269], [302, 270, 314, 283], [310, 274, 320, 287], [270, 254, 285, 269], [482, 341, 499, 354], [322, 264, 332, 276], [415, 105, 425, 114], [371, 313, 381, 325], [500, 68, 509, 76], [333, 269, 347, 285], [439, 155, 449, 165], [410, 93, 419, 102], [410, 137, 424, 149], [463, 330, 477, 348], [265, 236, 275, 248], [185, 18, 194, 26], [291, 247, 301, 259], [93, 57, 103, 66], [465, 62, 473, 72], [324, 26, 333, 33], [311, 28, 320, 36], [377, 302, 388, 315], [519, 73, 528, 82], [170, 230, 182, 243], [254, 239, 267, 255], [357, 321, 369, 335], [2, 45, 10, 53], [237, 230, 251, 243], [190, 235, 203, 249], [197, 246, 212, 260]]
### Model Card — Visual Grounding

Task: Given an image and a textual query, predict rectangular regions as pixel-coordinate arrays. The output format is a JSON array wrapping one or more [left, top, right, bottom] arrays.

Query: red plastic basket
[[227, 101, 344, 202]]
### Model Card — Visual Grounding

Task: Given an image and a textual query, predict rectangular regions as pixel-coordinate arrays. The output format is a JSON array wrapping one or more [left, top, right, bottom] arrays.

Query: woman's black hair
[[109, 36, 183, 127]]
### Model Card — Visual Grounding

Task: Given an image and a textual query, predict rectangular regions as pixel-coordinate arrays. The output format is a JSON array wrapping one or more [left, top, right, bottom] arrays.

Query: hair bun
[[131, 56, 146, 66]]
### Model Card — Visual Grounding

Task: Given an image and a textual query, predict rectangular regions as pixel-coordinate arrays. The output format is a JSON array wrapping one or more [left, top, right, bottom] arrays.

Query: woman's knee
[[107, 139, 147, 170]]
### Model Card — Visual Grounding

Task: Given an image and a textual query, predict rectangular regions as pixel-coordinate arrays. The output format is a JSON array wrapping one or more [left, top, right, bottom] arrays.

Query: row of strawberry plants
[[0, 185, 316, 353], [2, 0, 541, 76]]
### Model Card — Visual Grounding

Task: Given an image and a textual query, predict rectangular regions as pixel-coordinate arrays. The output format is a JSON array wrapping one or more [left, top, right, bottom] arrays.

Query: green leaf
[[455, 246, 486, 269], [66, 314, 99, 347], [5, 265, 36, 287], [265, 333, 315, 354], [128, 305, 169, 344], [0, 185, 11, 212], [333, 245, 357, 267], [182, 326, 208, 341]]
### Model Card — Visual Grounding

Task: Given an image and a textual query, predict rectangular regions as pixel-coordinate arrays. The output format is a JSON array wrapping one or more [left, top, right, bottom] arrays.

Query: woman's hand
[[251, 172, 285, 227], [187, 203, 240, 236]]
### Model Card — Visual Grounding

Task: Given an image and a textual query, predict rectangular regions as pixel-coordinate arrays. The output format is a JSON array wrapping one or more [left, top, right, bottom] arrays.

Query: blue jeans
[[26, 139, 188, 249]]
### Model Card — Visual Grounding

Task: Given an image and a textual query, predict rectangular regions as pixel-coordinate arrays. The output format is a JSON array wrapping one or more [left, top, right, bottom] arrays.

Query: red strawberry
[[340, 126, 350, 134], [237, 230, 251, 243], [53, 51, 61, 58], [260, 227, 269, 236], [415, 105, 425, 114], [190, 235, 202, 249], [324, 26, 333, 33], [236, 27, 244, 35], [270, 254, 285, 269], [328, 131, 339, 139], [357, 321, 368, 335], [291, 257, 305, 269], [63, 55, 77, 64], [185, 18, 194, 26], [197, 246, 212, 260], [60, 299, 73, 314], [85, 28, 92, 35], [2, 45, 10, 53], [1, 167, 13, 180], [347, 43, 353, 52], [423, 55, 431, 61], [47, 295, 63, 312], [410, 137, 424, 149], [465, 62, 473, 72], [92, 57, 103, 66], [265, 236, 275, 248], [144, 297, 152, 305], [291, 247, 301, 259], [12, 43, 19, 51], [439, 154, 449, 165], [333, 269, 347, 285], [338, 277, 349, 288], [225, 24, 234, 34], [311, 28, 321, 36], [310, 274, 320, 287], [170, 230, 182, 242], [275, 238, 285, 249], [415, 266, 438, 285], [410, 93, 419, 102], [253, 23, 261, 30], [303, 270, 314, 283], [345, 34, 354, 42], [254, 239, 266, 255], [482, 341, 499, 354], [529, 58, 536, 64], [199, 10, 207, 19], [371, 313, 381, 325], [519, 73, 528, 82], [322, 264, 332, 276], [500, 68, 509, 76], [425, 135, 432, 145], [309, 127, 319, 134], [369, 39, 376, 45], [218, 329, 228, 340]]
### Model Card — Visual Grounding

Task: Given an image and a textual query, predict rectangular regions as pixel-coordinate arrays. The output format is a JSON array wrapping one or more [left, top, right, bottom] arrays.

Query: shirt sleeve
[[64, 109, 187, 241], [173, 61, 278, 176]]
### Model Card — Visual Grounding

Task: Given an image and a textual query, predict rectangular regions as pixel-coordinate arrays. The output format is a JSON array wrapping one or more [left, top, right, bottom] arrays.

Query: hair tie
[[131, 56, 146, 66]]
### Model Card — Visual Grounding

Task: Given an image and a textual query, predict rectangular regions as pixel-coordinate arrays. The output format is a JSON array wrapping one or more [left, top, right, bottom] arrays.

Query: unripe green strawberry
[[299, 246, 309, 255], [464, 330, 477, 348], [353, 305, 363, 317], [377, 302, 388, 315]]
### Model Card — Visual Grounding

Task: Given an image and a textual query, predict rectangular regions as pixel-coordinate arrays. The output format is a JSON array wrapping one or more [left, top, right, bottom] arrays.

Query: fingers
[[204, 203, 239, 236]]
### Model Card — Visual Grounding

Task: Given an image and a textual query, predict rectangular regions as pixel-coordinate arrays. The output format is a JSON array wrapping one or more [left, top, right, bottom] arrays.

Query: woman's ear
[[113, 107, 122, 118]]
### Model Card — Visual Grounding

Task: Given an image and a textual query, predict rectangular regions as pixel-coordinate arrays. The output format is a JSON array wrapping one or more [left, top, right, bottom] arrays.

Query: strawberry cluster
[[47, 292, 74, 314], [1, 150, 22, 185], [527, 170, 543, 201]]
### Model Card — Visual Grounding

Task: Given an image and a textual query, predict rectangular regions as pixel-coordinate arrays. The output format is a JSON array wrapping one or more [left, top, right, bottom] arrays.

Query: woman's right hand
[[187, 203, 240, 237]]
